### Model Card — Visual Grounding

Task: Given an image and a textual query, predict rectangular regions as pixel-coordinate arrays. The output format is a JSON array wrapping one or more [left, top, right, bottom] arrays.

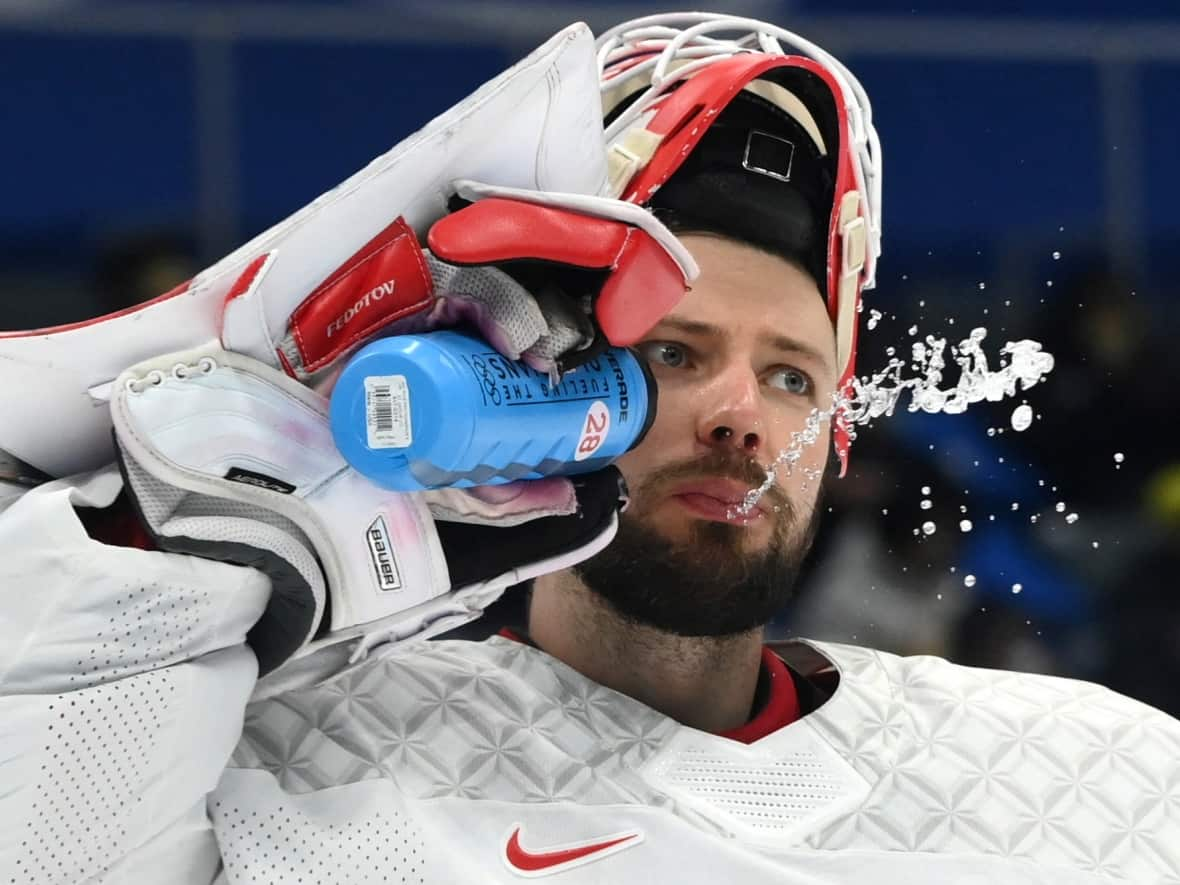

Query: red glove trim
[[596, 228, 686, 346], [428, 197, 630, 270], [429, 197, 686, 346], [286, 217, 434, 375]]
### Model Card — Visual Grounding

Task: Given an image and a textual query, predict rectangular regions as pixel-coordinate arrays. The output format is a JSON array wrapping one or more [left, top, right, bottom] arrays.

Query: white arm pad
[[0, 468, 268, 884]]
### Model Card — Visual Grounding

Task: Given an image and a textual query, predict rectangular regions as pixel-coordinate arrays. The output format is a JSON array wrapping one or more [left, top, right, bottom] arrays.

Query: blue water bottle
[[328, 329, 657, 491]]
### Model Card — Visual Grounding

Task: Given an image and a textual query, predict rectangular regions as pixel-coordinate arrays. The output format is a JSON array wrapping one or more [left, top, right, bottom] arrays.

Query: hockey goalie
[[1, 12, 1177, 885]]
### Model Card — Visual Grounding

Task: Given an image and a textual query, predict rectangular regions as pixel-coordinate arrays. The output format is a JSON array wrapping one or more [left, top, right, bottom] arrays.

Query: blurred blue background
[[2, 1, 1178, 710]]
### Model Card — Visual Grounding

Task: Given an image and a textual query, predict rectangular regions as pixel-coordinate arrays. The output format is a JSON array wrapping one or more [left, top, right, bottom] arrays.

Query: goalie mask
[[596, 14, 883, 474]]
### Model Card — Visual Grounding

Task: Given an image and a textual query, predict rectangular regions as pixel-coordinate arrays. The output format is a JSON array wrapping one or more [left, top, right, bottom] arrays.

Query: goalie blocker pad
[[0, 22, 611, 479]]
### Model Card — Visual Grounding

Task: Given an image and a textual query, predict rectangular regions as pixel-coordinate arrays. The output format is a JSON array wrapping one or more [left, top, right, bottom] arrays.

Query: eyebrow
[[652, 316, 836, 377]]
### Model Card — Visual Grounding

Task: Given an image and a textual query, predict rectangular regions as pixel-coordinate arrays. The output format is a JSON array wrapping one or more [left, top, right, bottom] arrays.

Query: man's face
[[573, 233, 839, 636]]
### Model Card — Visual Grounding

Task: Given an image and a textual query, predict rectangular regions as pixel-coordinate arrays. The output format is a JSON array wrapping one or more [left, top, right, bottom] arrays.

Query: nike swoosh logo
[[503, 825, 643, 877]]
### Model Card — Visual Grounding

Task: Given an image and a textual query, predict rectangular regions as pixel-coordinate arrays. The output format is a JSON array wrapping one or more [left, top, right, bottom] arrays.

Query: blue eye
[[639, 342, 689, 369], [768, 367, 811, 395]]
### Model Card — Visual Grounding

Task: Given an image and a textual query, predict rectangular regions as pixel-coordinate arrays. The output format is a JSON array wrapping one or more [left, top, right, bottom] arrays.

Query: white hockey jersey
[[3, 468, 1179, 884]]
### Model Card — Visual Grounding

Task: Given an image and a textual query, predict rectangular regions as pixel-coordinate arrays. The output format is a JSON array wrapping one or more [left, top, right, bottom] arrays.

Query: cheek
[[614, 383, 694, 489]]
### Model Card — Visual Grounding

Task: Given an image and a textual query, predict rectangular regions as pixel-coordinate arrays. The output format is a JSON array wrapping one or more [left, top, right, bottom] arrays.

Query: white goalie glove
[[109, 187, 691, 676], [0, 23, 694, 681]]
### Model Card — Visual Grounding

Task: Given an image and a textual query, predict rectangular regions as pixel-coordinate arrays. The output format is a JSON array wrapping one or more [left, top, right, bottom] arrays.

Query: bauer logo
[[574, 400, 611, 462], [366, 516, 403, 592], [224, 467, 296, 495]]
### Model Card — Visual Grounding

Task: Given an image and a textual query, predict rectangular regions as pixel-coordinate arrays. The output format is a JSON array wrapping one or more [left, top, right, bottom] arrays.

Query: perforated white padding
[[211, 797, 427, 884], [11, 668, 178, 884], [65, 581, 212, 691], [642, 719, 869, 845], [123, 452, 316, 554], [121, 452, 324, 614], [657, 746, 848, 833]]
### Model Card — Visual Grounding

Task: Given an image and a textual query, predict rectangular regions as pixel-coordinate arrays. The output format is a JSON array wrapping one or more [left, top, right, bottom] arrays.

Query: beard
[[572, 450, 824, 638]]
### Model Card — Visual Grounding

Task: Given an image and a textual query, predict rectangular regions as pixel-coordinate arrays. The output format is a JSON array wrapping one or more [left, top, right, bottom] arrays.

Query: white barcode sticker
[[364, 374, 412, 449]]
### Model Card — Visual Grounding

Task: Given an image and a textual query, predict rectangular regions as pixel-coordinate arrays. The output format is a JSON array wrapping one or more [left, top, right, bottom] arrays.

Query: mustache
[[639, 451, 793, 513]]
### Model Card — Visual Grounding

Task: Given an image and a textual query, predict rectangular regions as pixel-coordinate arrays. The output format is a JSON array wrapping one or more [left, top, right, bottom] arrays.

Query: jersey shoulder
[[804, 637, 1179, 739], [793, 638, 1180, 881]]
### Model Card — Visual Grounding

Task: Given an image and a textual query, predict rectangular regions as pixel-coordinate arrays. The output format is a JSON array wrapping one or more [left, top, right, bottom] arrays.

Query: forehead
[[663, 233, 836, 366]]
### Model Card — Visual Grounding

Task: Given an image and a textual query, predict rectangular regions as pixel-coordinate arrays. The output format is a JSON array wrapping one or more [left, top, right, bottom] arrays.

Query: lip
[[667, 479, 766, 524]]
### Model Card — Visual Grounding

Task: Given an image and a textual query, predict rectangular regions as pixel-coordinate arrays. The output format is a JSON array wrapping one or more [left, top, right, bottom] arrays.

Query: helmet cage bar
[[595, 13, 881, 291]]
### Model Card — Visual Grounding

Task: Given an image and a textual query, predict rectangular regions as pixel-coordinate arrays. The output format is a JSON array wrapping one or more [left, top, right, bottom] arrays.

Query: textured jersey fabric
[[221, 635, 1180, 884], [3, 469, 1179, 884]]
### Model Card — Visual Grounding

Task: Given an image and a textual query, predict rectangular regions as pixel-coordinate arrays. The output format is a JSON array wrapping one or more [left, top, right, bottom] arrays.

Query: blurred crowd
[[3, 231, 1178, 717]]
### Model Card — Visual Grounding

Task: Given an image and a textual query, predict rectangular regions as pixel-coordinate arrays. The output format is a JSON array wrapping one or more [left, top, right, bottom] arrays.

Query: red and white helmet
[[595, 13, 882, 474]]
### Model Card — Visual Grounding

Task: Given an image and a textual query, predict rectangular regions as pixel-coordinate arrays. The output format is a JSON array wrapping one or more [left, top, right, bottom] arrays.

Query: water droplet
[[1030, 514, 1039, 523], [964, 574, 977, 587], [960, 519, 973, 532], [921, 485, 931, 495], [1011, 583, 1023, 594], [921, 521, 936, 535], [867, 308, 883, 330], [1113, 452, 1125, 464], [1065, 513, 1079, 524], [987, 427, 996, 437], [738, 319, 1055, 518], [1046, 280, 1054, 288], [936, 593, 943, 600], [1052, 251, 1061, 260], [1010, 404, 1034, 431], [920, 499, 933, 510], [1055, 502, 1066, 513], [881, 508, 889, 515], [1011, 502, 1020, 511], [1092, 540, 1100, 548], [960, 505, 968, 513], [978, 282, 986, 290]]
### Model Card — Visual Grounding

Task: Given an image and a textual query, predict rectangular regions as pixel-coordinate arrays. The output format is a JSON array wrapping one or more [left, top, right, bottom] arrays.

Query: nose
[[696, 368, 765, 456]]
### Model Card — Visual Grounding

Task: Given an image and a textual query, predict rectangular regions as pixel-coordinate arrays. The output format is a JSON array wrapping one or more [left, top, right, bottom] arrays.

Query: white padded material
[[0, 22, 607, 478], [210, 772, 433, 884], [641, 718, 869, 845]]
